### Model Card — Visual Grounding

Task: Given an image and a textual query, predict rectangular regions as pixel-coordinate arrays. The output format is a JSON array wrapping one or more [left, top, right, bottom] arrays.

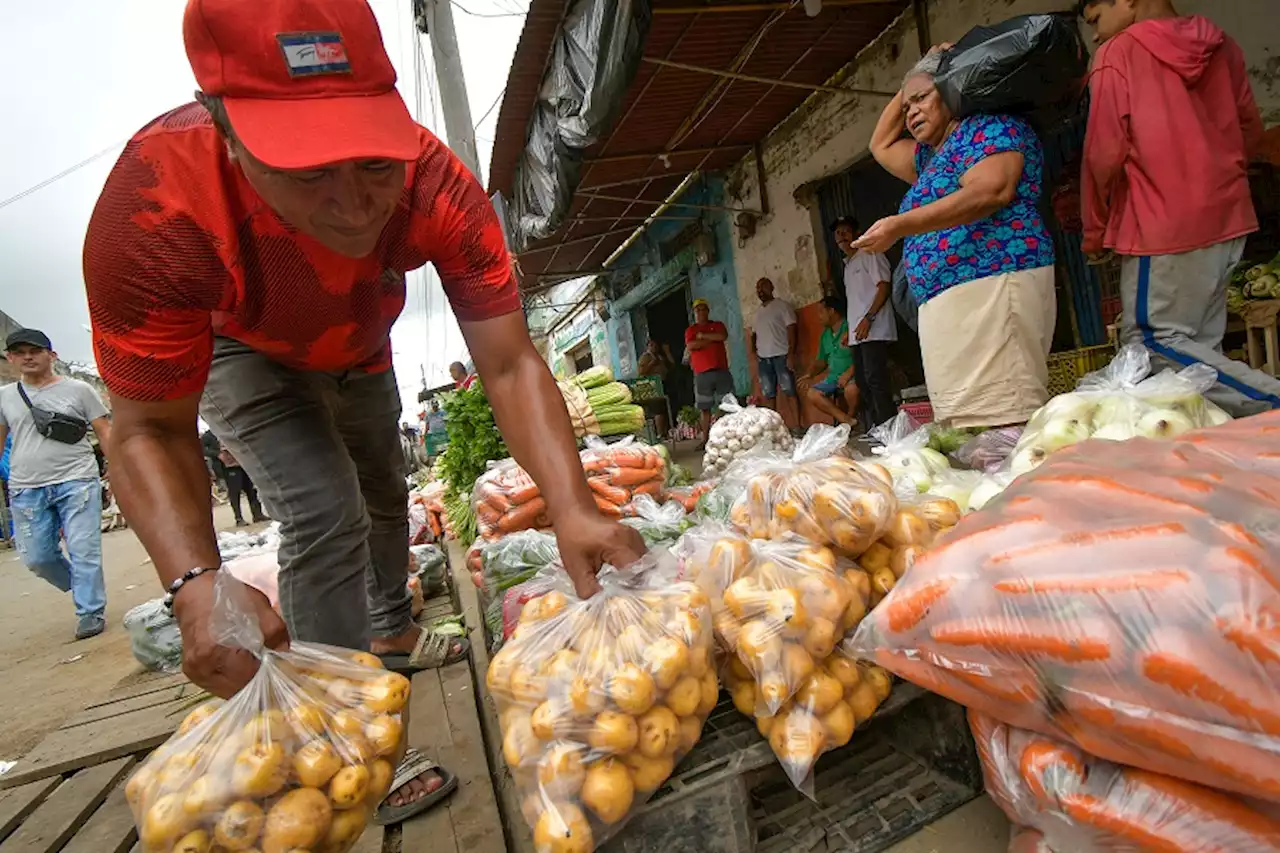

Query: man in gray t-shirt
[[0, 329, 112, 639]]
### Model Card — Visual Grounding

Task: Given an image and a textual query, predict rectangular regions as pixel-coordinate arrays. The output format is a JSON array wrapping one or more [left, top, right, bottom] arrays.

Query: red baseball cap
[[184, 0, 420, 169]]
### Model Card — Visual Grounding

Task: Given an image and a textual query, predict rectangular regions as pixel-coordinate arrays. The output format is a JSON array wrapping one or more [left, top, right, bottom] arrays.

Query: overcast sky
[[0, 0, 526, 419]]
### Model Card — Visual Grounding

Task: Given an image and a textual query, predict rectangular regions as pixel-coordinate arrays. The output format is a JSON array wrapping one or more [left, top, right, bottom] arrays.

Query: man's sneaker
[[75, 614, 106, 640], [235, 519, 248, 527]]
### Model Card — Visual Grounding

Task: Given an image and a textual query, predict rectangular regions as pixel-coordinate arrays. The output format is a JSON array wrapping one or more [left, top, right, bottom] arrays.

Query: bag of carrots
[[969, 710, 1280, 852], [664, 481, 714, 514], [485, 553, 717, 851], [727, 424, 899, 558], [679, 525, 892, 793], [471, 439, 668, 541], [850, 411, 1280, 802]]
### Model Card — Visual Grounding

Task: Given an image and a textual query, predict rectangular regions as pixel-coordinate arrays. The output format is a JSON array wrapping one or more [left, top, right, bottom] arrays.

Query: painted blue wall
[[603, 176, 748, 394]]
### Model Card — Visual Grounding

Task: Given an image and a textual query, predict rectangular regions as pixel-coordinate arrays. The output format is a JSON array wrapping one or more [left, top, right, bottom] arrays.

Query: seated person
[[798, 296, 859, 426]]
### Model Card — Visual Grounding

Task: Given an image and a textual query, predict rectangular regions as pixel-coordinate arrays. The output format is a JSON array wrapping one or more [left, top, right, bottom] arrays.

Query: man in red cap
[[84, 0, 644, 821]]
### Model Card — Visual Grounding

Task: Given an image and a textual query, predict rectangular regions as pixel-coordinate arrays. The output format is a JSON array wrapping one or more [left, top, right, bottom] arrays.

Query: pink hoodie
[[1081, 16, 1264, 255]]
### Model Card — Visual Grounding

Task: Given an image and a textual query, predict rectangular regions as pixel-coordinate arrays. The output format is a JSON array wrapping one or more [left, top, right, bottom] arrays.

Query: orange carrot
[[1030, 474, 1211, 516], [930, 617, 1115, 663], [497, 496, 547, 533], [588, 477, 630, 506], [884, 578, 956, 633], [1018, 741, 1085, 808], [475, 501, 500, 523], [1217, 612, 1280, 669], [609, 466, 662, 487], [632, 480, 664, 498], [505, 482, 541, 505], [991, 569, 1193, 595], [1141, 640, 1280, 735], [593, 496, 623, 518], [984, 522, 1186, 567]]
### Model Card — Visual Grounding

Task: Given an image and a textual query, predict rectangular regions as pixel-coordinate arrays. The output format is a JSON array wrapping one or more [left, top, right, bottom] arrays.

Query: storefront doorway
[[568, 340, 593, 374], [645, 283, 696, 414]]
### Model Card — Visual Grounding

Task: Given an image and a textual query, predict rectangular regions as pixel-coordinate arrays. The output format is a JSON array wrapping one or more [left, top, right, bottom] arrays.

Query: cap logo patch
[[276, 32, 352, 77]]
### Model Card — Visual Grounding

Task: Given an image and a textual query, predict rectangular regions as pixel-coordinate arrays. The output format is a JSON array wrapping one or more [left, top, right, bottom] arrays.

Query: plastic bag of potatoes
[[727, 425, 899, 558], [126, 575, 409, 853], [854, 492, 963, 608], [485, 554, 717, 852], [679, 528, 893, 792]]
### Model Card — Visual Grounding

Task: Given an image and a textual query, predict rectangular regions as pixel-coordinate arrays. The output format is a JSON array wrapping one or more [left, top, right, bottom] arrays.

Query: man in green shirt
[[800, 295, 859, 426]]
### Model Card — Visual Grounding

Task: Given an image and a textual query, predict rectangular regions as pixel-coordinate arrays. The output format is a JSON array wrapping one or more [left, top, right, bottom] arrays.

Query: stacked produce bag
[[970, 711, 1280, 851], [486, 556, 718, 851], [127, 575, 409, 853], [849, 411, 1280, 804], [1229, 252, 1280, 311], [556, 367, 647, 439], [472, 438, 667, 541], [701, 396, 793, 478]]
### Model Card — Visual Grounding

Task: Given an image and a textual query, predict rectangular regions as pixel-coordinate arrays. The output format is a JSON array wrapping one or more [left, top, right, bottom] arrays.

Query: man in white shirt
[[750, 278, 798, 414], [833, 217, 897, 427]]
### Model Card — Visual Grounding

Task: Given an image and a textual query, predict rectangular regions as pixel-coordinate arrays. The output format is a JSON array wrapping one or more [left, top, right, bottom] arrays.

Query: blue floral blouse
[[898, 113, 1055, 305]]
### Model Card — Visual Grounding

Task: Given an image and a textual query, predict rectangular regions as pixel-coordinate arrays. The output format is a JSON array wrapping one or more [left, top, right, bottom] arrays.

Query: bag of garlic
[[701, 395, 793, 478], [486, 553, 717, 851]]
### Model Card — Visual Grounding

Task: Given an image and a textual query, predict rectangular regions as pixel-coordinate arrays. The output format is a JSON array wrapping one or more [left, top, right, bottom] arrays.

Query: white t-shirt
[[843, 251, 897, 343], [753, 299, 797, 358]]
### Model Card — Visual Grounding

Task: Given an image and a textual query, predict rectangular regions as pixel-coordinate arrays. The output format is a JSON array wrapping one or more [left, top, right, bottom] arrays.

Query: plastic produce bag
[[730, 424, 898, 557], [678, 527, 891, 793], [850, 412, 1280, 802], [123, 599, 183, 673], [954, 426, 1023, 473], [126, 573, 410, 853], [867, 412, 953, 496], [1008, 345, 1231, 477], [410, 543, 447, 595], [935, 14, 1088, 123], [702, 395, 793, 478], [970, 711, 1280, 852], [663, 481, 713, 514], [619, 494, 692, 548], [224, 552, 282, 611], [485, 554, 717, 850]]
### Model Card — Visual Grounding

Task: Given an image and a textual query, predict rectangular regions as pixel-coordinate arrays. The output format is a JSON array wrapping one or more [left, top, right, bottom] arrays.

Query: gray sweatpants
[[199, 338, 414, 650], [1120, 238, 1280, 417]]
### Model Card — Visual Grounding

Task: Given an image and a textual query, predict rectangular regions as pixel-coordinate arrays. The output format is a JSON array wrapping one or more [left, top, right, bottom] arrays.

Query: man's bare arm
[[90, 416, 111, 450]]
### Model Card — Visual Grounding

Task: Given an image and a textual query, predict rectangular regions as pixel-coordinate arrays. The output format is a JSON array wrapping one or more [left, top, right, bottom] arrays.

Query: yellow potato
[[686, 644, 711, 679], [502, 714, 540, 768], [508, 665, 548, 708], [213, 800, 264, 852], [533, 803, 594, 853], [636, 705, 680, 759], [841, 593, 868, 633], [757, 673, 790, 713], [727, 656, 753, 683], [486, 645, 520, 697], [802, 617, 838, 660], [567, 675, 607, 719], [232, 742, 289, 799], [172, 828, 212, 853], [869, 566, 897, 599], [158, 752, 201, 792], [883, 510, 930, 549], [890, 545, 923, 580], [765, 589, 809, 635], [825, 656, 862, 691], [141, 793, 193, 851], [821, 701, 856, 749], [677, 715, 703, 753], [329, 764, 371, 810], [780, 644, 815, 686], [328, 709, 366, 742], [664, 676, 702, 718], [332, 732, 376, 764], [177, 701, 222, 737], [918, 497, 961, 530], [537, 743, 586, 798], [722, 577, 766, 620], [261, 787, 332, 853], [362, 672, 411, 714], [697, 669, 720, 717], [712, 611, 742, 650], [320, 804, 370, 853], [541, 649, 581, 682], [768, 709, 827, 769], [580, 759, 635, 825], [365, 714, 403, 758], [730, 680, 756, 717], [125, 766, 157, 810], [858, 542, 893, 574], [326, 678, 361, 707], [293, 741, 343, 789], [348, 650, 385, 669], [365, 759, 395, 807], [847, 681, 880, 723], [622, 752, 674, 793], [286, 703, 327, 740], [864, 666, 894, 704], [798, 574, 847, 624], [182, 775, 231, 818], [609, 663, 656, 716], [736, 621, 783, 672], [795, 671, 844, 716], [588, 710, 639, 754]]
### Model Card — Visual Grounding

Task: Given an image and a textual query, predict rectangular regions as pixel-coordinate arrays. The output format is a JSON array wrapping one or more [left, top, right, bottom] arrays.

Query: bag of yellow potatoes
[[486, 554, 718, 852], [855, 493, 963, 607], [726, 425, 899, 557], [126, 575, 409, 853], [679, 528, 893, 792]]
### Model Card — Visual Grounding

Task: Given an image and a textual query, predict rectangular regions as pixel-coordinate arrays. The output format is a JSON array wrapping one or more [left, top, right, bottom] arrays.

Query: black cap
[[5, 329, 52, 352]]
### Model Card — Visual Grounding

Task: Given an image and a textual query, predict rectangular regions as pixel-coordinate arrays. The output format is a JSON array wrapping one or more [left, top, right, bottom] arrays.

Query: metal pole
[[424, 0, 483, 178]]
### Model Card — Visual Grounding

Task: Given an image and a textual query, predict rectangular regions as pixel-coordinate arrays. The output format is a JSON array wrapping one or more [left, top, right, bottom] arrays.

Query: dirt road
[[0, 505, 245, 762]]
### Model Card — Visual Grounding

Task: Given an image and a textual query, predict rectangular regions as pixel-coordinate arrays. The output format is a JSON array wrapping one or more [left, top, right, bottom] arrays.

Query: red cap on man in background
[[183, 0, 420, 169]]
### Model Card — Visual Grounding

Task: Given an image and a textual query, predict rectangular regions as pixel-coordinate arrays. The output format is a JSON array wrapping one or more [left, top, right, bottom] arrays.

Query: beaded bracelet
[[163, 565, 220, 611]]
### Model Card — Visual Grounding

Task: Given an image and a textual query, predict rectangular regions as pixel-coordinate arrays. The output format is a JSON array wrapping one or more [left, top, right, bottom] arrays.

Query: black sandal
[[377, 631, 471, 675], [373, 748, 459, 825]]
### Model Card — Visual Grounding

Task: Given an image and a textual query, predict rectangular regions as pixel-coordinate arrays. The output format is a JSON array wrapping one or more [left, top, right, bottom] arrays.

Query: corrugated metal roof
[[489, 0, 910, 286]]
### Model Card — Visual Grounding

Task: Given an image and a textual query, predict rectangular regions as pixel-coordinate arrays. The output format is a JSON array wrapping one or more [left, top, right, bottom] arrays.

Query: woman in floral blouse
[[857, 50, 1056, 428]]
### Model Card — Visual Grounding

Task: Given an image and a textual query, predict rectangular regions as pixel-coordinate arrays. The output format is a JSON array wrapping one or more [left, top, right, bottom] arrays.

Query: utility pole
[[414, 0, 483, 179]]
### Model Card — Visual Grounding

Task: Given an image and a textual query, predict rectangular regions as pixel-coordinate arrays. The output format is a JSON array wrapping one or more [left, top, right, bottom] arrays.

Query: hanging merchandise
[[701, 395, 794, 478], [935, 14, 1089, 127], [486, 555, 717, 850], [849, 411, 1280, 802], [557, 367, 647, 439], [125, 574, 409, 853], [969, 711, 1280, 852]]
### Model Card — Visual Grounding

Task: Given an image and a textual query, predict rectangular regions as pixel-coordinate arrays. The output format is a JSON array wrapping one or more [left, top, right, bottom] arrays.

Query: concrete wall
[[602, 176, 750, 394], [723, 0, 1280, 320]]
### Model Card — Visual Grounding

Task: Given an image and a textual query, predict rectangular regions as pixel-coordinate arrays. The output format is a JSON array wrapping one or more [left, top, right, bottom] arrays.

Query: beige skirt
[[917, 265, 1056, 429]]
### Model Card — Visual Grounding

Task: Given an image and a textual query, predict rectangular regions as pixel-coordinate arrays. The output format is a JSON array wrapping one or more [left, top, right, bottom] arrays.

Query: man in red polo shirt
[[84, 0, 643, 820], [684, 297, 734, 442]]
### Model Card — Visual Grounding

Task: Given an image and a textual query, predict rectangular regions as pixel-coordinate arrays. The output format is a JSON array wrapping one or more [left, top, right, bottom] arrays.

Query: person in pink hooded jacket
[[1078, 0, 1280, 415]]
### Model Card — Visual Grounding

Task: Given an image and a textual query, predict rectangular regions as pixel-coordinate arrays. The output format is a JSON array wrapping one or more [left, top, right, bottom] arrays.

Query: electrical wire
[[0, 141, 125, 212], [474, 87, 506, 129], [450, 0, 524, 17]]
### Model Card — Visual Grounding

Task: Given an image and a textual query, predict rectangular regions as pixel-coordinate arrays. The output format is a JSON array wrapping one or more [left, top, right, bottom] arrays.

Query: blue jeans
[[757, 355, 796, 399], [11, 479, 106, 618]]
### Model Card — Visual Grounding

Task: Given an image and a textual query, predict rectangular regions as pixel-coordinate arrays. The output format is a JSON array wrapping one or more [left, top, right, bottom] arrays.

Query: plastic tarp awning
[[504, 0, 652, 252]]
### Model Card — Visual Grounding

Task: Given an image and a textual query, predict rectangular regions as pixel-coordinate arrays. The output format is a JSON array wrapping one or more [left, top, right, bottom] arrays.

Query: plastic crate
[[899, 401, 934, 424], [1100, 295, 1122, 328], [605, 687, 982, 853], [1046, 344, 1115, 397]]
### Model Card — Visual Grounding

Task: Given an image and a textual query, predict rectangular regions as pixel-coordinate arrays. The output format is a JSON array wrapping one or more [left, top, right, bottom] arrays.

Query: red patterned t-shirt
[[84, 103, 520, 402]]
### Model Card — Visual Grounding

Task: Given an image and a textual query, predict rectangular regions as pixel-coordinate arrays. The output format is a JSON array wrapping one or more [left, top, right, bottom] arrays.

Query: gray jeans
[[1120, 238, 1280, 417], [199, 338, 413, 649]]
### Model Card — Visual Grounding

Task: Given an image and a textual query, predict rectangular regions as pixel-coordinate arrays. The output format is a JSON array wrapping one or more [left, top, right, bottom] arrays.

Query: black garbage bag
[[935, 14, 1088, 125]]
